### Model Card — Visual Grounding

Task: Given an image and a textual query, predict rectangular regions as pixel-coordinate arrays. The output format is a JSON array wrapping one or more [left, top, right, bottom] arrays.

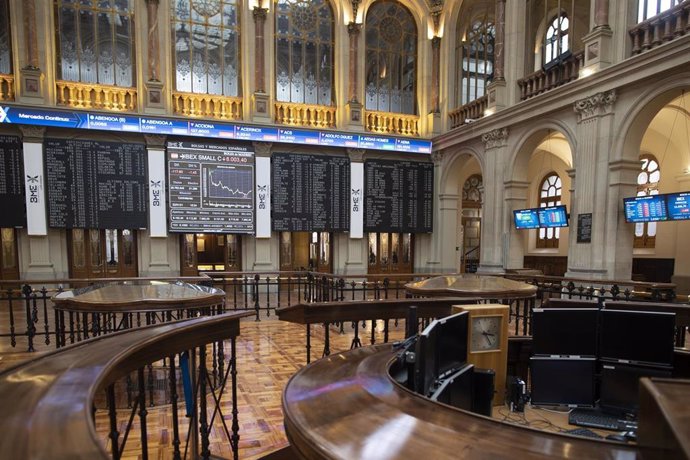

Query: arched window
[[462, 174, 483, 207], [456, 15, 494, 106], [0, 0, 12, 76], [638, 0, 683, 23], [365, 1, 417, 114], [172, 0, 241, 96], [634, 154, 660, 248], [537, 173, 562, 248], [275, 0, 334, 105], [544, 13, 569, 65], [55, 0, 135, 87]]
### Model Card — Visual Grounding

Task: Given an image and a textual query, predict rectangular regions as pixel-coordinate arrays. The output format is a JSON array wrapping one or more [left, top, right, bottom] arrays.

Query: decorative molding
[[347, 148, 366, 162], [431, 150, 444, 165], [253, 142, 273, 156], [18, 125, 45, 142], [608, 158, 643, 172], [144, 134, 167, 148], [573, 90, 616, 122], [482, 127, 509, 149], [347, 22, 362, 35]]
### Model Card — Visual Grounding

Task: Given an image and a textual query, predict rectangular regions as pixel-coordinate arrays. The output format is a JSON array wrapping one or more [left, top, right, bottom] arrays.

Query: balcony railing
[[364, 111, 420, 136], [517, 51, 584, 101], [274, 101, 336, 128], [449, 95, 488, 129], [56, 81, 136, 111], [173, 91, 243, 120], [629, 0, 690, 55], [0, 74, 14, 101]]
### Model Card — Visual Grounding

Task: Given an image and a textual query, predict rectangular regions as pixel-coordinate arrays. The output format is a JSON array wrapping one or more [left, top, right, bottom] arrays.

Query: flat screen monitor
[[600, 309, 675, 366], [599, 362, 672, 415], [667, 191, 690, 221], [415, 319, 440, 396], [436, 311, 469, 376], [532, 308, 598, 357], [514, 208, 540, 229], [529, 357, 596, 408], [430, 364, 474, 411], [537, 205, 569, 228], [623, 194, 668, 223]]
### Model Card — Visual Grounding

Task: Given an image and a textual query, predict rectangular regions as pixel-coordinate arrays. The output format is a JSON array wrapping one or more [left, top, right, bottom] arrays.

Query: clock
[[453, 304, 510, 406]]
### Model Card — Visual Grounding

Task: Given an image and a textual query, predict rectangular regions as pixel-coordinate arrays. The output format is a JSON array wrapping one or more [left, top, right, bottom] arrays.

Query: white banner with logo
[[147, 149, 167, 237], [23, 142, 47, 235], [350, 162, 364, 238], [255, 156, 271, 238]]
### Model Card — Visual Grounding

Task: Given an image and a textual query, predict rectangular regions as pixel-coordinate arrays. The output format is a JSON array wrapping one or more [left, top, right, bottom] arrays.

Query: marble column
[[430, 37, 441, 113], [581, 0, 612, 70], [494, 0, 506, 81], [253, 7, 268, 94], [594, 0, 609, 29], [427, 150, 445, 267], [503, 180, 530, 270], [146, 0, 160, 82], [22, 0, 38, 70], [347, 23, 363, 127]]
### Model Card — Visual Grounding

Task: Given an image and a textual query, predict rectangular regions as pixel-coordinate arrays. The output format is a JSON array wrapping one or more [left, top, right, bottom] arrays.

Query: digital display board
[[0, 135, 25, 227], [513, 208, 540, 229], [538, 205, 569, 228], [364, 159, 434, 233], [623, 194, 668, 223], [271, 152, 350, 232], [44, 139, 148, 229], [0, 105, 432, 154], [167, 141, 255, 233], [667, 192, 690, 221]]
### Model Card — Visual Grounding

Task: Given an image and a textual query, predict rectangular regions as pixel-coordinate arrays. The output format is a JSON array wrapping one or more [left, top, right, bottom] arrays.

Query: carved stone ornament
[[431, 150, 444, 165], [347, 148, 366, 162], [574, 90, 616, 122], [482, 127, 509, 149], [253, 141, 273, 156], [144, 134, 167, 148], [253, 7, 268, 21], [18, 125, 46, 142]]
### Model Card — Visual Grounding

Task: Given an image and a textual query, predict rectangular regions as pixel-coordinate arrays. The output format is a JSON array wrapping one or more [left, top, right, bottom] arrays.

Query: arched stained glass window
[[55, 0, 135, 87], [275, 0, 334, 105], [634, 154, 660, 248], [456, 15, 494, 106], [365, 1, 417, 114], [537, 173, 562, 248], [544, 13, 569, 65], [0, 0, 12, 75], [172, 0, 241, 96]]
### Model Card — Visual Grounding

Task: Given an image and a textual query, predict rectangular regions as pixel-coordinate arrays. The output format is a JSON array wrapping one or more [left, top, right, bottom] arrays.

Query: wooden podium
[[453, 304, 510, 405]]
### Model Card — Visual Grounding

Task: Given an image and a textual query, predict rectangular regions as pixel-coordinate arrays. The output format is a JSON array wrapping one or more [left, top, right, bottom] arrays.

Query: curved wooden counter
[[283, 344, 644, 459], [405, 274, 537, 299]]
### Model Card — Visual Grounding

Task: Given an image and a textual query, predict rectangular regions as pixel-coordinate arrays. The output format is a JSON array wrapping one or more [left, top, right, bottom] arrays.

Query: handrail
[[0, 311, 251, 459]]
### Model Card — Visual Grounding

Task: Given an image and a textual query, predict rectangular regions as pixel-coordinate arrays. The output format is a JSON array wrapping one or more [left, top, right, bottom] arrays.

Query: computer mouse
[[605, 433, 629, 442]]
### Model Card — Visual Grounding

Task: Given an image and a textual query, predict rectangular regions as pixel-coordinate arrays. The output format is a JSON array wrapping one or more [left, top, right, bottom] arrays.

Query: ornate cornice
[[482, 127, 509, 150], [253, 141, 273, 156], [573, 90, 616, 122], [18, 125, 45, 142], [347, 148, 366, 162], [144, 134, 166, 148]]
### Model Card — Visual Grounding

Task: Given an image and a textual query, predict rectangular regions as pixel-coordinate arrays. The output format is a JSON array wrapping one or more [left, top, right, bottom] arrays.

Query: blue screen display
[[667, 192, 690, 221], [623, 195, 668, 223], [538, 205, 569, 228], [514, 208, 540, 229]]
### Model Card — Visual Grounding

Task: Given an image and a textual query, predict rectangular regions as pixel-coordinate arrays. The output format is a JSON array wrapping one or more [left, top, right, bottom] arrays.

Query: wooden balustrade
[[173, 91, 243, 120], [629, 1, 690, 55], [56, 80, 136, 111], [364, 110, 420, 136], [517, 51, 584, 101], [0, 73, 14, 101], [274, 101, 336, 128], [449, 95, 488, 129]]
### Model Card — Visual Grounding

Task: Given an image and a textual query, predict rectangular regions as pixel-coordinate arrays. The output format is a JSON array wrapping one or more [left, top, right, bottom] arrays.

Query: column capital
[[347, 22, 362, 35], [431, 36, 441, 48], [144, 134, 167, 148], [482, 127, 509, 150], [347, 148, 366, 162], [574, 90, 616, 122], [253, 141, 273, 156], [18, 125, 45, 142], [431, 150, 444, 165], [253, 7, 268, 21], [145, 0, 159, 5]]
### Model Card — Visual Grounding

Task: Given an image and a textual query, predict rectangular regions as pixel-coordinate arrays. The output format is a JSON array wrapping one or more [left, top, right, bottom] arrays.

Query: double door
[[280, 232, 332, 273], [68, 229, 138, 279], [180, 234, 242, 276], [0, 228, 20, 280], [367, 233, 413, 274]]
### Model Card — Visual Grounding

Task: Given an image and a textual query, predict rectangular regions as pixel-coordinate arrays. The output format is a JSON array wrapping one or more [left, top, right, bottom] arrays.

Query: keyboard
[[569, 409, 637, 431], [563, 428, 603, 439]]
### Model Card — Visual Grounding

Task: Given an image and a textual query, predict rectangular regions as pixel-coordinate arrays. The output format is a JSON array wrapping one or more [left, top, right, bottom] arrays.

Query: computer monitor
[[514, 208, 540, 229], [436, 311, 469, 377], [532, 308, 598, 357], [529, 357, 596, 408], [666, 191, 690, 221], [414, 319, 440, 396], [623, 194, 668, 223], [537, 205, 569, 228], [599, 362, 672, 415], [430, 363, 474, 411], [600, 309, 675, 367]]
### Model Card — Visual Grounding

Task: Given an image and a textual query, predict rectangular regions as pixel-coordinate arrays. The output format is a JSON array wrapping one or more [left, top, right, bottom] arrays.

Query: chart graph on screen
[[208, 167, 253, 200]]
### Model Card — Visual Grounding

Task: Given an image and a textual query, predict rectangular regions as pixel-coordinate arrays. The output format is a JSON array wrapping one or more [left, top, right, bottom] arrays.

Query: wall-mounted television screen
[[623, 194, 668, 223], [667, 192, 690, 221], [513, 209, 540, 229], [537, 205, 569, 228]]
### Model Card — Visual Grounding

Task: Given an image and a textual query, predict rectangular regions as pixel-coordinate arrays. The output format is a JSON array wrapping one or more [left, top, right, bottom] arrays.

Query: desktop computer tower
[[472, 368, 495, 416]]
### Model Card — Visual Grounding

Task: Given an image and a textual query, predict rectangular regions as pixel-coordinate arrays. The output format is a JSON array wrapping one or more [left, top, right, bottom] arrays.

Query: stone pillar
[[671, 174, 690, 293], [430, 37, 441, 113], [19, 0, 42, 99], [503, 180, 530, 270], [567, 90, 617, 280], [581, 0, 612, 72], [346, 23, 363, 130], [594, 0, 609, 29], [252, 7, 270, 121], [344, 148, 366, 274], [485, 0, 507, 112], [145, 0, 164, 108], [426, 150, 445, 267], [252, 142, 275, 270], [477, 128, 509, 274]]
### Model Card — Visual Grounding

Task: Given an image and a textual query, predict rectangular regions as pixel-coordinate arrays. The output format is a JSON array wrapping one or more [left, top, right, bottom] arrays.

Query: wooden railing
[[56, 80, 137, 111], [0, 73, 14, 101], [274, 101, 336, 128], [629, 0, 690, 55], [449, 95, 488, 129], [173, 91, 243, 120], [517, 50, 584, 101], [365, 110, 420, 136]]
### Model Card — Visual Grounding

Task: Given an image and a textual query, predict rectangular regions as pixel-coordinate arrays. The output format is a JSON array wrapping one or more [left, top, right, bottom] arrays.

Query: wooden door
[[0, 228, 20, 280], [180, 234, 198, 276], [224, 235, 242, 271], [367, 233, 413, 275], [69, 229, 138, 279], [280, 232, 332, 272]]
